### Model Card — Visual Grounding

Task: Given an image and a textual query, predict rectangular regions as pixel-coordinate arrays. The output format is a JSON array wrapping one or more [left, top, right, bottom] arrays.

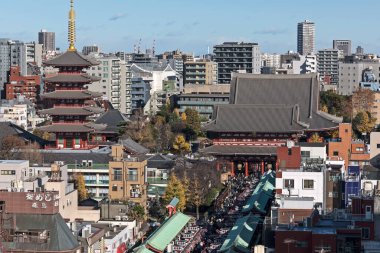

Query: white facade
[[104, 224, 137, 253], [276, 170, 325, 208], [300, 144, 327, 162], [261, 53, 281, 68], [0, 103, 27, 129], [292, 54, 317, 74]]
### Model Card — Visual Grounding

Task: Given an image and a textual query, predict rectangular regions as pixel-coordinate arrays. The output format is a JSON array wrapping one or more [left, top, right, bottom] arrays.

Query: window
[[1, 170, 16, 175], [295, 241, 308, 248], [333, 151, 339, 156], [283, 179, 294, 189], [112, 185, 118, 191], [288, 148, 292, 155], [362, 227, 370, 239], [303, 179, 314, 189], [103, 73, 108, 78], [113, 168, 122, 181], [75, 137, 80, 145], [128, 168, 138, 181], [377, 144, 380, 149]]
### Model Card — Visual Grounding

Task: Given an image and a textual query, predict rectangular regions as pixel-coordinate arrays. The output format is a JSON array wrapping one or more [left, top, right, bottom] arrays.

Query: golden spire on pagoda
[[68, 0, 76, 51]]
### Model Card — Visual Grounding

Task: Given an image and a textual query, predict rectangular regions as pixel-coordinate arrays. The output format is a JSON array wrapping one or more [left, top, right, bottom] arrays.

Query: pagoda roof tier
[[39, 107, 102, 116], [45, 73, 101, 83], [41, 90, 102, 100], [39, 124, 94, 133], [44, 50, 99, 67]]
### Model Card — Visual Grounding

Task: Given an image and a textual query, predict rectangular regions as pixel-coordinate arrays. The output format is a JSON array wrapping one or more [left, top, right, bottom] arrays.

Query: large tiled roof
[[0, 122, 49, 146], [205, 104, 306, 133], [208, 73, 342, 133], [5, 213, 80, 252], [45, 73, 101, 83], [39, 107, 97, 116], [147, 154, 175, 169], [44, 50, 99, 67], [202, 145, 277, 156], [40, 151, 112, 165], [41, 90, 102, 99]]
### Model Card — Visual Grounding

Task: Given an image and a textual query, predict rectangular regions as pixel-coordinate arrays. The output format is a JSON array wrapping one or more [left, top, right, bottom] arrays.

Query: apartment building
[[213, 42, 261, 84], [183, 60, 217, 85], [317, 49, 343, 85]]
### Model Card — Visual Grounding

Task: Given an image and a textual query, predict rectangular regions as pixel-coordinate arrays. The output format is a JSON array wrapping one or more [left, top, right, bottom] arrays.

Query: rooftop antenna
[[137, 38, 141, 54], [152, 40, 156, 56], [133, 44, 137, 54], [207, 46, 210, 55]]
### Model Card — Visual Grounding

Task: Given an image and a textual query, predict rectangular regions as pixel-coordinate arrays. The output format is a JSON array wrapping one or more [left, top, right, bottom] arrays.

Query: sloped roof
[[208, 73, 341, 133], [39, 107, 96, 116], [41, 90, 102, 100], [202, 145, 277, 156], [0, 122, 49, 147], [8, 213, 79, 252], [40, 151, 112, 165], [147, 154, 175, 169], [218, 214, 261, 253], [146, 212, 191, 252], [120, 138, 149, 155], [206, 104, 306, 133], [45, 73, 101, 83], [39, 124, 94, 133], [44, 50, 99, 67], [95, 109, 129, 132]]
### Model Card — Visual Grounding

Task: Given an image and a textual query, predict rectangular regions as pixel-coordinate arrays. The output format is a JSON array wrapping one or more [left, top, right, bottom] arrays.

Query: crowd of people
[[192, 173, 261, 253]]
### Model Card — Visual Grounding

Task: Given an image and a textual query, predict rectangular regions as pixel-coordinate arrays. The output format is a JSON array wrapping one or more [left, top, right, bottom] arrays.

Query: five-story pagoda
[[39, 0, 103, 149]]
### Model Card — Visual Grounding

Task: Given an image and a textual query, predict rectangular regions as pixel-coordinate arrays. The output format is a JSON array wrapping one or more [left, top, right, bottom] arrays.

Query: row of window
[[283, 179, 314, 189], [1, 170, 16, 175]]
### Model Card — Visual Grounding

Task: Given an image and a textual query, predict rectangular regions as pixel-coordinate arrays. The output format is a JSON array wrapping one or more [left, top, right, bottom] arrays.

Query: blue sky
[[1, 0, 380, 55]]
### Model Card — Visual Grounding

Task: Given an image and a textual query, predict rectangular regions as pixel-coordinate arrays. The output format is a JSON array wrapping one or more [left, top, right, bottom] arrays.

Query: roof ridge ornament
[[68, 0, 76, 51]]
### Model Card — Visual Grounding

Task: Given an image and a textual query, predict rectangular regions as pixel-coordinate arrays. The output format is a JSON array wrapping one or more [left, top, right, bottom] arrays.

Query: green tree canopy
[[163, 173, 186, 211]]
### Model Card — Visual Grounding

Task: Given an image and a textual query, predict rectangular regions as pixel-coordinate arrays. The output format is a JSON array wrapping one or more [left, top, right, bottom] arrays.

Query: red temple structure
[[38, 0, 114, 149], [203, 73, 343, 176]]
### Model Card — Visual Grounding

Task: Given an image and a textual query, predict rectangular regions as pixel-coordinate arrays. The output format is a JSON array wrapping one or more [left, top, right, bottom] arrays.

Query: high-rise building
[[356, 46, 364, 55], [0, 39, 42, 92], [213, 42, 261, 84], [297, 20, 315, 55], [38, 29, 55, 53], [82, 45, 100, 55], [317, 49, 343, 86], [183, 60, 217, 85], [333, 40, 352, 56]]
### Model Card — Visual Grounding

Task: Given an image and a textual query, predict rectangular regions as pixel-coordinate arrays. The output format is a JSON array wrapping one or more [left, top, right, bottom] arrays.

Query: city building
[[0, 39, 42, 91], [357, 46, 364, 55], [297, 20, 315, 55], [85, 55, 130, 113], [146, 154, 176, 197], [317, 49, 343, 86], [5, 66, 40, 103], [183, 60, 217, 85], [338, 61, 380, 95], [213, 42, 261, 84], [131, 77, 151, 112], [108, 145, 148, 208], [82, 45, 100, 55], [176, 84, 230, 120], [38, 1, 112, 149], [261, 53, 281, 69], [38, 29, 56, 53], [333, 40, 352, 56], [292, 54, 317, 74]]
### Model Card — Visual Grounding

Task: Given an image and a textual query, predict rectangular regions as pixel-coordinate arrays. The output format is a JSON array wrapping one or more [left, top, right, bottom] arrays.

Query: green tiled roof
[[134, 246, 155, 253], [146, 212, 191, 252], [218, 214, 261, 253]]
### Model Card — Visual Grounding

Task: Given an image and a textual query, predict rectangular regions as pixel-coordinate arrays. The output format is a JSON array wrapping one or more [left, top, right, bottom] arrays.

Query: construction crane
[[137, 38, 142, 54], [152, 40, 156, 56]]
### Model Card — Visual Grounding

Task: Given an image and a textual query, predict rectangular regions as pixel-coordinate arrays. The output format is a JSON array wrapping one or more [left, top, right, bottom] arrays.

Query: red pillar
[[245, 161, 249, 176], [261, 161, 265, 175], [231, 162, 235, 176]]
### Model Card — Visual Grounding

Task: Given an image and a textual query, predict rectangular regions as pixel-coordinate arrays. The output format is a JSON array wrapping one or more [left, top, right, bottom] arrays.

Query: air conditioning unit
[[115, 216, 121, 221]]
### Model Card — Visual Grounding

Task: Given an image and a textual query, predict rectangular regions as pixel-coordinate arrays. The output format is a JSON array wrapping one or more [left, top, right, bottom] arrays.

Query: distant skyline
[[1, 0, 380, 55]]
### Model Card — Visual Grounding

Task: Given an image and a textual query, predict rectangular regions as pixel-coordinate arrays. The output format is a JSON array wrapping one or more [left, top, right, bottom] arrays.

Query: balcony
[[147, 177, 168, 185]]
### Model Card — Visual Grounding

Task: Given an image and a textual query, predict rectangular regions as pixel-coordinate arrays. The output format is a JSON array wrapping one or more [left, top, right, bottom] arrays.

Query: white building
[[317, 49, 343, 85], [292, 54, 317, 74], [261, 53, 281, 68], [276, 169, 325, 208], [297, 20, 315, 55]]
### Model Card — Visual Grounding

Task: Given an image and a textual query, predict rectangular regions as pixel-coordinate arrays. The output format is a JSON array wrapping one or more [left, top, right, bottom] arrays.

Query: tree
[[173, 135, 191, 154], [321, 104, 328, 113], [353, 111, 376, 136], [0, 135, 25, 160], [188, 177, 204, 220], [181, 112, 187, 122], [352, 89, 375, 115], [182, 171, 191, 204], [21, 142, 43, 165], [129, 204, 145, 221], [163, 173, 186, 211], [76, 173, 88, 202], [184, 108, 201, 134], [308, 133, 323, 143]]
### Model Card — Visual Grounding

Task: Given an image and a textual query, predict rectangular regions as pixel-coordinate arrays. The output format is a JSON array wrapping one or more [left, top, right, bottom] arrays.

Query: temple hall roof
[[207, 73, 342, 133], [39, 107, 98, 116], [39, 124, 95, 133], [44, 50, 99, 67], [202, 145, 277, 156]]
